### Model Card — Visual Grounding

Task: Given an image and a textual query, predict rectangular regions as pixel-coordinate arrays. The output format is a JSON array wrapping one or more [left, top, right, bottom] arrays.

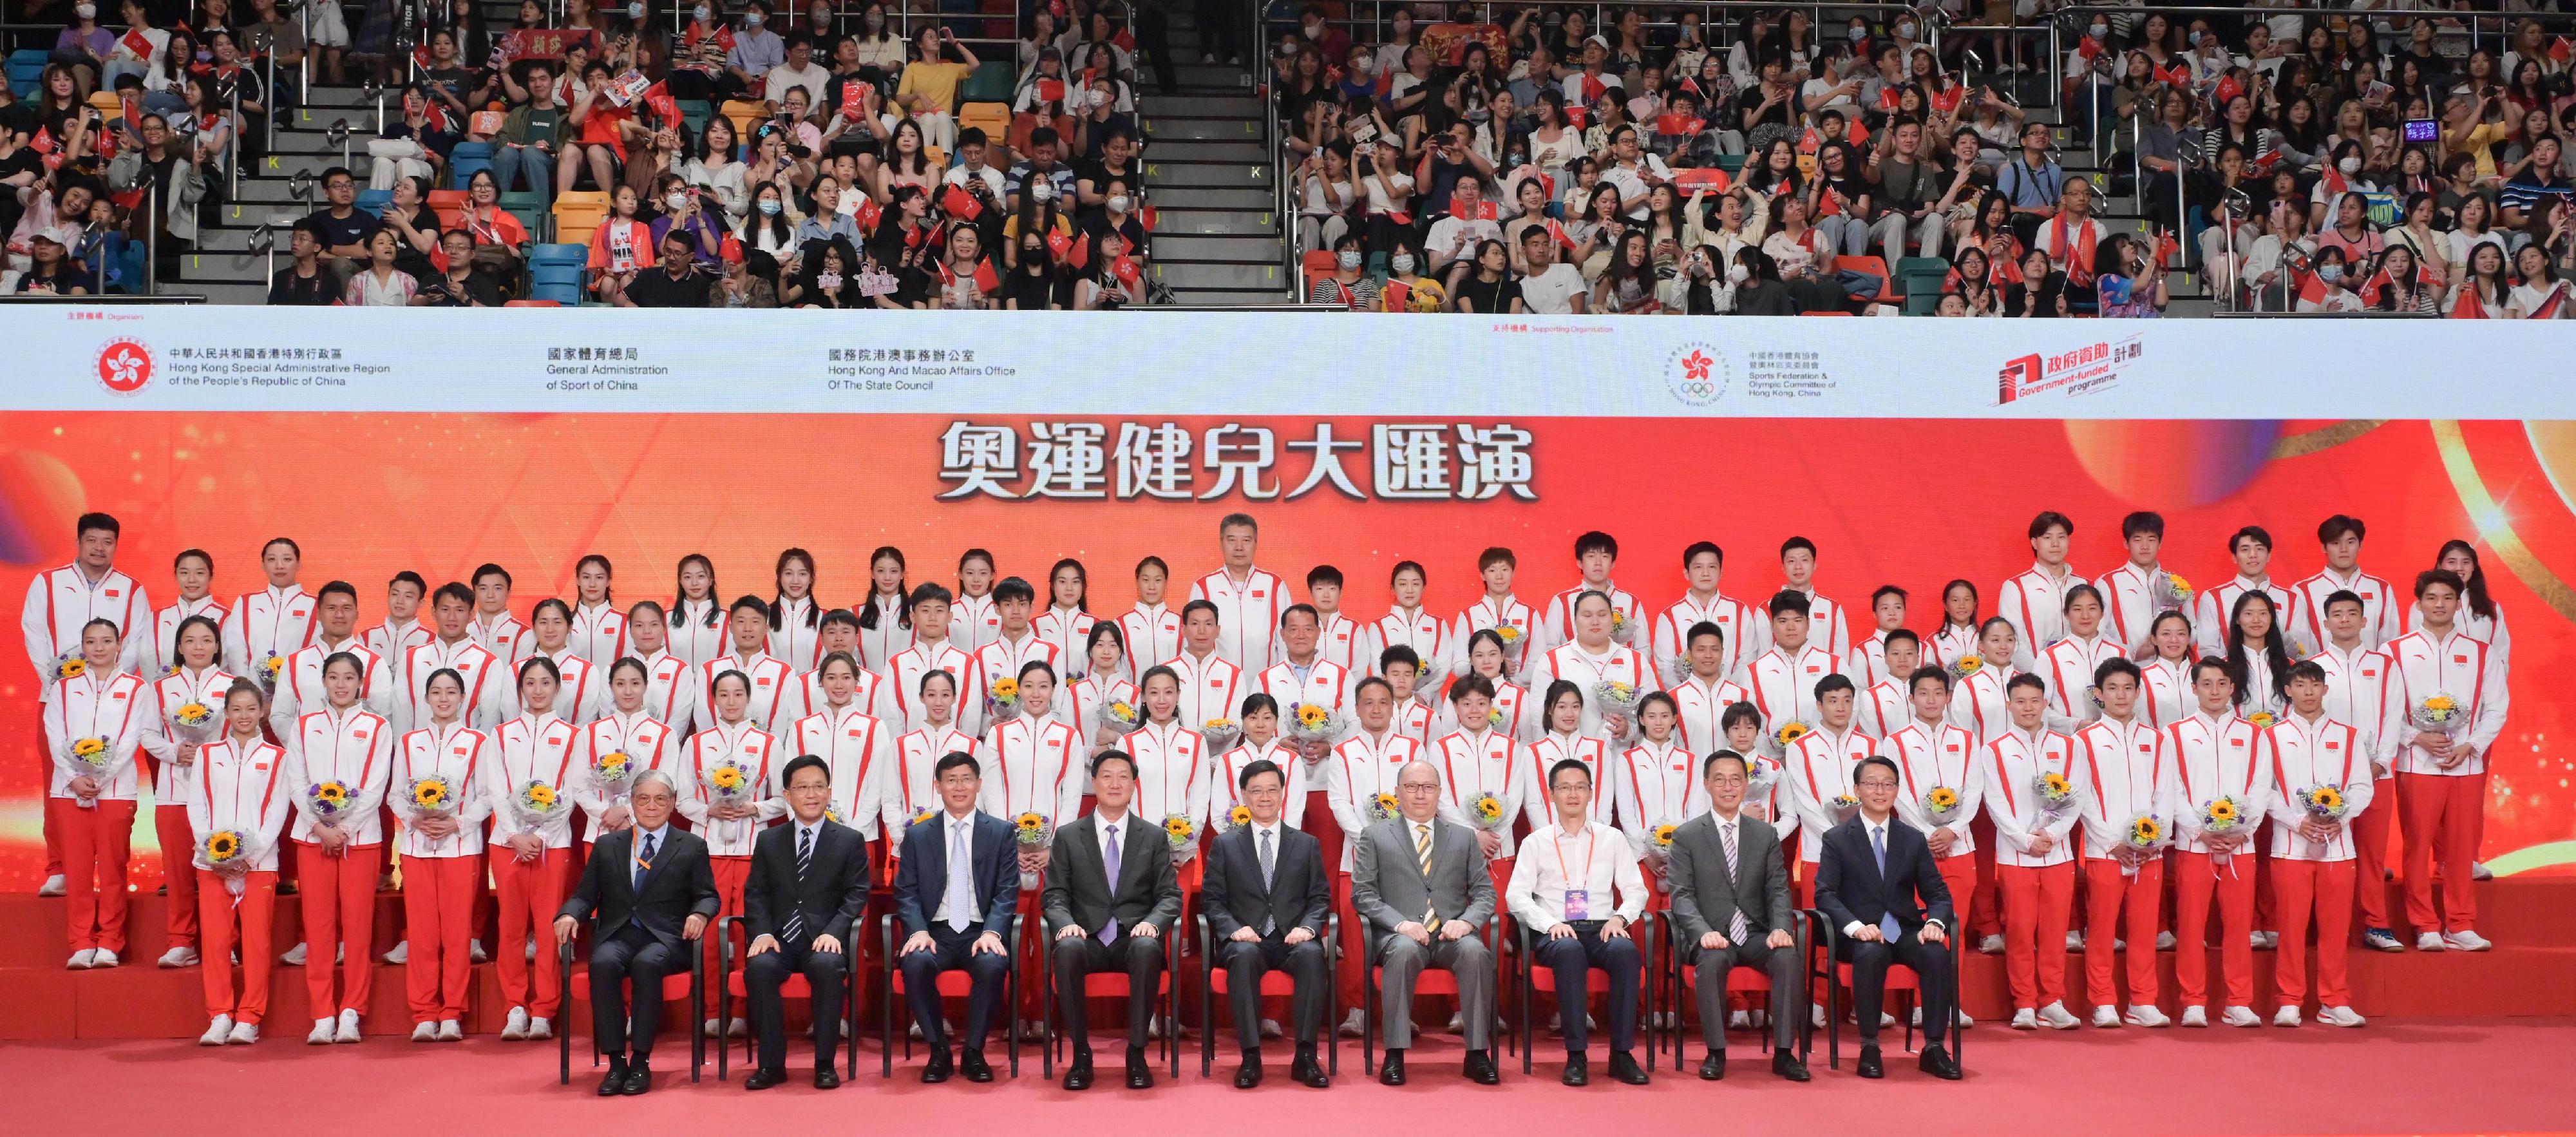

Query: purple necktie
[[1099, 822, 1122, 942]]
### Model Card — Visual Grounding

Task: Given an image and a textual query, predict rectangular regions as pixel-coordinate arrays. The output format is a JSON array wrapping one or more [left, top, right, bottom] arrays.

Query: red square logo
[[2325, 741, 2341, 750], [104, 588, 121, 598], [2453, 654, 2470, 664]]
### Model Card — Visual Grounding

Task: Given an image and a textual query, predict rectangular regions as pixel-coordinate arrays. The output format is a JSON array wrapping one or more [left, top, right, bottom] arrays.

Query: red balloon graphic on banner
[[2062, 421, 2283, 507], [0, 450, 86, 566]]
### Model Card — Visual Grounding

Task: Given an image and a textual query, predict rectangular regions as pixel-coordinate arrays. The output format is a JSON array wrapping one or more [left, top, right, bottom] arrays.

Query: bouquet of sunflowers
[[52, 651, 87, 686], [2032, 770, 2077, 819], [2297, 784, 2350, 855], [1198, 717, 1240, 749], [1924, 784, 1964, 825], [1284, 702, 1344, 745], [590, 749, 639, 798], [2246, 711, 2277, 729], [403, 774, 462, 823], [513, 779, 564, 831], [2199, 795, 2249, 868], [1830, 792, 1861, 823], [69, 736, 114, 805], [1770, 719, 1813, 758], [2410, 691, 2465, 737], [1594, 679, 1644, 736], [2152, 571, 2192, 612], [1161, 812, 1197, 851], [1368, 792, 1401, 824], [258, 653, 287, 694], [305, 779, 356, 824], [987, 675, 1022, 720], [1947, 653, 1984, 680], [1015, 810, 1053, 884], [705, 758, 754, 839], [1492, 624, 1526, 666], [201, 828, 254, 895], [1218, 803, 1253, 832], [171, 701, 218, 745], [1468, 790, 1508, 830], [1093, 698, 1145, 737], [2120, 812, 2166, 877]]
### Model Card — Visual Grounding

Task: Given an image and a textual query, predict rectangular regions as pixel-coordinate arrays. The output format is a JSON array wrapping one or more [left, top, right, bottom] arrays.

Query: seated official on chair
[[1508, 758, 1652, 1086], [556, 770, 719, 1096], [893, 750, 1020, 1084], [1202, 758, 1333, 1089], [1044, 749, 1182, 1091], [1667, 749, 1811, 1082], [1815, 754, 1962, 1081], [740, 754, 871, 1091], [1350, 758, 1499, 1086]]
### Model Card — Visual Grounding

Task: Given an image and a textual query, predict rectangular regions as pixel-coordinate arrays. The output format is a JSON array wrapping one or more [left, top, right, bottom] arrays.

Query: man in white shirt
[[762, 32, 830, 106], [2380, 570, 2507, 953], [1595, 124, 1671, 220], [1996, 510, 2081, 672], [1776, 537, 1849, 663], [1423, 174, 1503, 277], [2193, 526, 2293, 658], [2310, 591, 2400, 952], [942, 128, 1010, 200], [1516, 225, 1589, 313], [1188, 513, 1287, 671], [21, 511, 149, 897], [2285, 514, 2401, 651], [2094, 511, 2174, 653], [1504, 760, 1649, 1086], [2259, 662, 2371, 1029]]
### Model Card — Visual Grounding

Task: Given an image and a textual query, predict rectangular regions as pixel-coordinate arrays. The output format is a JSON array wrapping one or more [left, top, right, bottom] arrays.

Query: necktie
[[634, 830, 658, 894], [1719, 819, 1748, 944], [1871, 825, 1902, 944], [1099, 823, 1122, 942], [1259, 827, 1278, 935], [1414, 823, 1437, 924], [782, 826, 811, 944], [945, 818, 974, 933]]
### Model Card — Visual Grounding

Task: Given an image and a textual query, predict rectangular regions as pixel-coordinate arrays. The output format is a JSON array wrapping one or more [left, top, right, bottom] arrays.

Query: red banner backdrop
[[4, 414, 2571, 886]]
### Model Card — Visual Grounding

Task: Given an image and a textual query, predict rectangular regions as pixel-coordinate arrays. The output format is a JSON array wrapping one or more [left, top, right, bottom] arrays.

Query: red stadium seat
[[714, 916, 860, 1081], [880, 913, 1021, 1078], [1654, 910, 1809, 1069], [1197, 913, 1338, 1076], [556, 932, 704, 1085]]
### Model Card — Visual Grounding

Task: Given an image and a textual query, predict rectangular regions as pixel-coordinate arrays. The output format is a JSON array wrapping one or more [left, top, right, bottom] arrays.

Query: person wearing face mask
[[724, 0, 787, 95], [1072, 79, 1139, 165], [851, 3, 905, 78], [2292, 245, 2365, 312], [1305, 231, 1380, 311]]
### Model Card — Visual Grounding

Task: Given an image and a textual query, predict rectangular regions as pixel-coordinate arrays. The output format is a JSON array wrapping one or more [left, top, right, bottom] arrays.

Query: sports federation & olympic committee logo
[[1667, 342, 1730, 406], [95, 339, 154, 395]]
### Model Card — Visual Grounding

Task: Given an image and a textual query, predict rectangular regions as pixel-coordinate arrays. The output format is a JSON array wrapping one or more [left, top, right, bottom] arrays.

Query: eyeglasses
[[1855, 779, 1899, 790], [1397, 782, 1441, 793]]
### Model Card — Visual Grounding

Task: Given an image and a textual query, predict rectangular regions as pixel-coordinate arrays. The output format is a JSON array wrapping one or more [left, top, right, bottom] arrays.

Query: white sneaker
[[158, 945, 199, 968], [727, 1017, 748, 1038], [2416, 932, 2447, 951], [437, 1020, 464, 1042], [307, 1018, 336, 1045], [2114, 939, 2126, 951], [200, 1015, 234, 1046], [1877, 1012, 1893, 1027], [469, 939, 488, 963], [66, 948, 96, 970], [2126, 1004, 2170, 1027], [336, 1008, 361, 1042], [281, 941, 308, 966], [2222, 1006, 2262, 1028], [1955, 1009, 1975, 1029], [2180, 1006, 2208, 1027], [1202, 52, 1216, 64], [1337, 1006, 1365, 1037], [2365, 929, 2405, 953], [1728, 1010, 1750, 1030], [2445, 930, 2493, 952], [383, 940, 410, 964], [1810, 1004, 1827, 1029], [2471, 861, 2493, 881], [502, 1006, 530, 1040], [1978, 934, 2005, 955], [2010, 1008, 2038, 1030], [2318, 1006, 2366, 1028], [1909, 1007, 1923, 1027], [227, 1021, 259, 1044], [39, 874, 66, 897], [91, 948, 120, 968], [1750, 1009, 1768, 1029], [2091, 1005, 2120, 1027], [1444, 1012, 1464, 1033], [2252, 931, 2278, 950], [524, 935, 537, 962], [907, 1019, 926, 1040], [411, 1021, 437, 1042], [2273, 1006, 2301, 1027], [2065, 931, 2086, 951], [529, 1017, 553, 1040], [2155, 931, 2177, 950]]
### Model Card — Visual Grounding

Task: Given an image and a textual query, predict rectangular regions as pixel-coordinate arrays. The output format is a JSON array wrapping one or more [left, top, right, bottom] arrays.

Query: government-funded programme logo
[[1996, 334, 2144, 404], [95, 338, 154, 395], [1666, 341, 1731, 405]]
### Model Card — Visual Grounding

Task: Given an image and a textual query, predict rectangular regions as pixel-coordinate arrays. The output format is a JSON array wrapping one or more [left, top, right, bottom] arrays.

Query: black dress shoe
[[620, 1058, 653, 1095], [1463, 1049, 1499, 1085], [1561, 1053, 1589, 1086], [1609, 1050, 1649, 1085], [1125, 1047, 1155, 1089], [1291, 1048, 1329, 1088], [922, 1047, 954, 1084], [1063, 1051, 1095, 1091], [743, 1067, 787, 1091], [1774, 1049, 1811, 1082], [1919, 1042, 1962, 1080], [1235, 1052, 1264, 1089], [1378, 1049, 1407, 1085], [596, 1057, 629, 1096], [1855, 1044, 1884, 1080], [813, 1065, 842, 1090], [961, 1047, 993, 1083], [1698, 1051, 1727, 1080]]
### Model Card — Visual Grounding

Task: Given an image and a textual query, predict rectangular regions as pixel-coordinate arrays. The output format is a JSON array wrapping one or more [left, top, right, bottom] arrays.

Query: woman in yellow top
[[895, 24, 979, 153]]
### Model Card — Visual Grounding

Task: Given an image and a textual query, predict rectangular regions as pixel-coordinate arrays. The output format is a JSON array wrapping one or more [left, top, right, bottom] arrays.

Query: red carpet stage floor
[[8, 1018, 2576, 1136]]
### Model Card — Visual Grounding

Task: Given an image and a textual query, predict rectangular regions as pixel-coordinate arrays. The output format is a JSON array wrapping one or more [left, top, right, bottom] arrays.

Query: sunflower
[[1485, 707, 1508, 729], [1776, 721, 1810, 747], [595, 750, 632, 777], [2165, 572, 2192, 598], [1653, 823, 1677, 849], [1204, 718, 1234, 731], [203, 831, 242, 863], [1016, 812, 1046, 836], [1950, 653, 1984, 679], [1296, 703, 1331, 729], [1161, 814, 1195, 848], [1927, 786, 1961, 813], [990, 676, 1019, 702], [412, 779, 449, 809], [2248, 711, 2277, 729], [911, 807, 937, 826], [711, 765, 745, 791], [56, 658, 86, 680], [1471, 792, 1504, 823], [2308, 786, 2344, 812], [524, 783, 558, 809], [2039, 771, 2072, 798], [2206, 799, 2239, 825], [1106, 700, 1139, 723], [1371, 792, 1400, 821], [1494, 626, 1521, 644], [2128, 816, 2163, 846], [1228, 804, 1253, 828], [71, 737, 106, 758], [175, 702, 214, 726], [313, 781, 348, 807]]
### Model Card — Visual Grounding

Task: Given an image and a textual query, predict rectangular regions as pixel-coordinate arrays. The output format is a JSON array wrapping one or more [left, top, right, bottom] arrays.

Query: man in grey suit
[[1202, 758, 1333, 1089], [1043, 749, 1182, 1091], [1667, 750, 1813, 1082], [1350, 759, 1500, 1086]]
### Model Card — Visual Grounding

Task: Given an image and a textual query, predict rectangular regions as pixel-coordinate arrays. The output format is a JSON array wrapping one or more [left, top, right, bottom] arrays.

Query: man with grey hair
[[1350, 759, 1499, 1085], [558, 767, 720, 1096]]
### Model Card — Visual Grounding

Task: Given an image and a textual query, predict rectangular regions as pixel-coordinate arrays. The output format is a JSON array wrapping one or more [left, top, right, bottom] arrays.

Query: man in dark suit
[[740, 754, 872, 1090], [1043, 749, 1182, 1091], [556, 770, 720, 1096], [1349, 759, 1499, 1086], [1202, 758, 1332, 1089], [1815, 754, 1962, 1080], [892, 750, 1019, 1084], [1667, 750, 1811, 1082]]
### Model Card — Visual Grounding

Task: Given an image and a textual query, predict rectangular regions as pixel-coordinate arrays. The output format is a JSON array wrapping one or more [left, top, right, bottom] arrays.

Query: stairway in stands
[[1137, 11, 1285, 304], [2025, 77, 2215, 318], [173, 81, 377, 305]]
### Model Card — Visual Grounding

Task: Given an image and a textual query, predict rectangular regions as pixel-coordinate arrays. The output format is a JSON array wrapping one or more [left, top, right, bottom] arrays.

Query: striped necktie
[[1719, 818, 1748, 944], [782, 825, 811, 944], [1414, 822, 1437, 924]]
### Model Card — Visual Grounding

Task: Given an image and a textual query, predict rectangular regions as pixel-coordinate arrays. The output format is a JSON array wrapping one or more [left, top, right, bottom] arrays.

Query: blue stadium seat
[[448, 141, 495, 190], [528, 243, 588, 267], [529, 280, 584, 305]]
